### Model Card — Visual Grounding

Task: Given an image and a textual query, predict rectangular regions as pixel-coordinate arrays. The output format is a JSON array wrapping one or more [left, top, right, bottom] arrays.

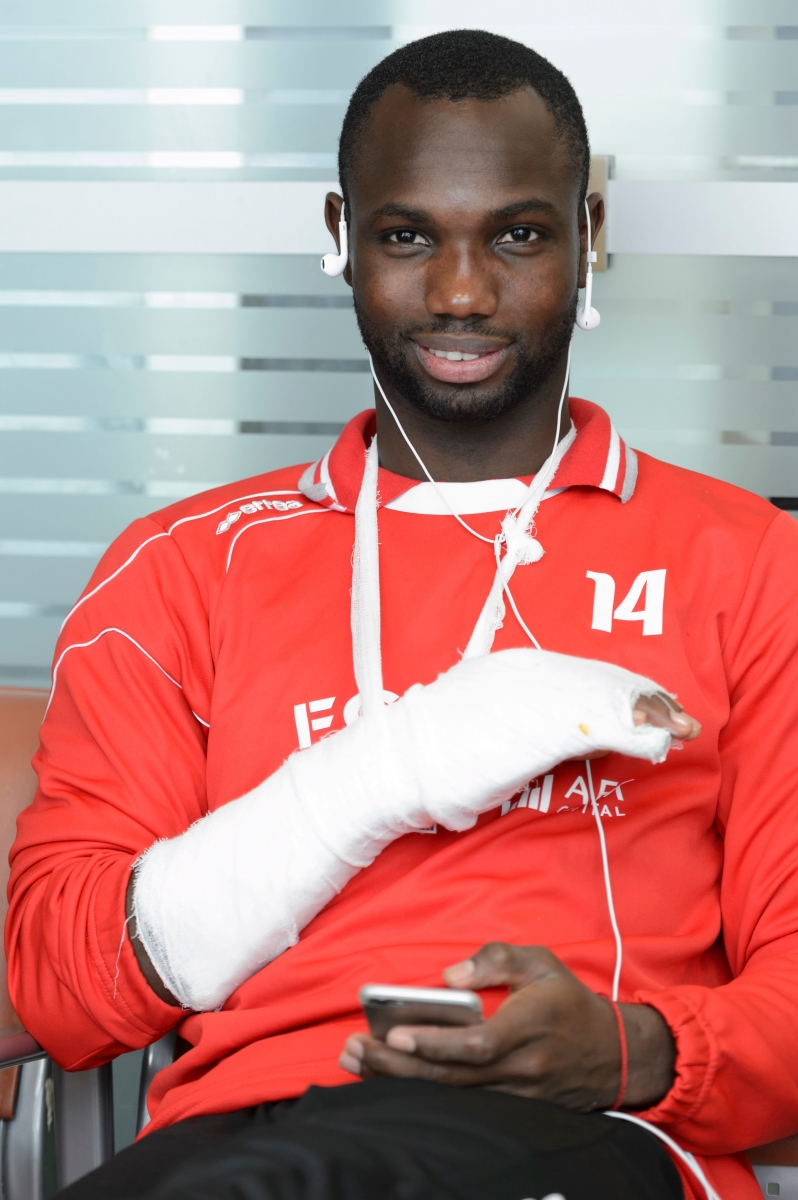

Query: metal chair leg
[[53, 1064, 113, 1190], [136, 1031, 176, 1136], [2, 1057, 49, 1200]]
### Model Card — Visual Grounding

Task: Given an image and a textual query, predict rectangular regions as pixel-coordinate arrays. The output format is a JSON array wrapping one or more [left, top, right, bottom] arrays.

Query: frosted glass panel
[[573, 254, 798, 494], [0, 1, 795, 684]]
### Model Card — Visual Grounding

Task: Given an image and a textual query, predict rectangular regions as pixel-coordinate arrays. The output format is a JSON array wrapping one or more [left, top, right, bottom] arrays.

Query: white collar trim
[[384, 477, 565, 515]]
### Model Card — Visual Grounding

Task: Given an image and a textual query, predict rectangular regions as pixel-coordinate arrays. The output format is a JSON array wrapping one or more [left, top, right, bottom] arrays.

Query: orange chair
[[0, 685, 794, 1196], [0, 687, 114, 1196]]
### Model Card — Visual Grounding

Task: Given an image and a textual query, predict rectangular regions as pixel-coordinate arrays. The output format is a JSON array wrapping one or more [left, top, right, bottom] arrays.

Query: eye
[[497, 227, 540, 245], [387, 229, 430, 246]]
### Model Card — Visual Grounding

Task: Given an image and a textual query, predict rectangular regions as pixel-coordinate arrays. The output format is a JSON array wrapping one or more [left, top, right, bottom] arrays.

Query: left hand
[[340, 943, 675, 1112]]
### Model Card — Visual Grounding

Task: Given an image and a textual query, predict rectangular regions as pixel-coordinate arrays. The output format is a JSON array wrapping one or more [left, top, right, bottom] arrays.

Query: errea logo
[[216, 498, 302, 535]]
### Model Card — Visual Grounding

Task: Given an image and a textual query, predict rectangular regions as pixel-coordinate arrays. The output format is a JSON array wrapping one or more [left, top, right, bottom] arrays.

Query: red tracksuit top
[[8, 399, 798, 1200]]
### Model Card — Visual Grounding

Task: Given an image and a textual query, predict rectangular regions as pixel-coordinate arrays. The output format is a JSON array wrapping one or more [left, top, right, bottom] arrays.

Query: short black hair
[[339, 29, 590, 209]]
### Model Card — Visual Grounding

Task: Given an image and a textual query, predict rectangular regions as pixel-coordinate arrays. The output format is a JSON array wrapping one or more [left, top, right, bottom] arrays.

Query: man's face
[[338, 85, 585, 424]]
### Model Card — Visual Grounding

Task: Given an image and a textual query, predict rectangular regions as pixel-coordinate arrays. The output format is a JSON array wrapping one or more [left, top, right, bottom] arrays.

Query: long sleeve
[[633, 512, 798, 1154], [5, 516, 213, 1068]]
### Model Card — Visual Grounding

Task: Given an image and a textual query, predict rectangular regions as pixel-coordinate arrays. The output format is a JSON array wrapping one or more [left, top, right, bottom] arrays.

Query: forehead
[[350, 84, 578, 217]]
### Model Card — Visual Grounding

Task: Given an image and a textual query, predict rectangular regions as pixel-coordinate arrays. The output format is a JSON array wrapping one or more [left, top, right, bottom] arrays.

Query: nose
[[425, 243, 499, 320]]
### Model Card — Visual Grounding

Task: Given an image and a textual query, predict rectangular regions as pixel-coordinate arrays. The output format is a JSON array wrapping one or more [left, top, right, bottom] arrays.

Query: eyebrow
[[371, 203, 430, 223], [490, 198, 557, 221], [371, 198, 558, 225]]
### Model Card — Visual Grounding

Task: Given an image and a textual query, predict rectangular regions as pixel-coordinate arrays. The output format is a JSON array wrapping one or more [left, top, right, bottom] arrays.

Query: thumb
[[443, 957, 478, 989]]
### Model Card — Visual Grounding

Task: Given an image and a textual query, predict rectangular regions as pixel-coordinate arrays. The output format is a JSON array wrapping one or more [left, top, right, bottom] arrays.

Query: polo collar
[[298, 397, 637, 515]]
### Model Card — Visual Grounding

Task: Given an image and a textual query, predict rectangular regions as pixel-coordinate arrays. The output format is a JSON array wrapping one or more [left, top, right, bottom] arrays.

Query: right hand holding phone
[[340, 942, 676, 1113]]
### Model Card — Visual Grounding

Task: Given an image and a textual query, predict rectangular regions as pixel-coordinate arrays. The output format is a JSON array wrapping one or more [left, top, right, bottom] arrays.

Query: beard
[[354, 293, 578, 424]]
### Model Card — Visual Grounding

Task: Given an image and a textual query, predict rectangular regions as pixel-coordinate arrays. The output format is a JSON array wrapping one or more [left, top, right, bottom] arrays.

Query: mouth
[[410, 333, 512, 385]]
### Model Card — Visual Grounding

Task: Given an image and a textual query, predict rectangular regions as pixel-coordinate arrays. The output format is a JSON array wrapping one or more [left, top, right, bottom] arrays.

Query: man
[[8, 29, 798, 1200]]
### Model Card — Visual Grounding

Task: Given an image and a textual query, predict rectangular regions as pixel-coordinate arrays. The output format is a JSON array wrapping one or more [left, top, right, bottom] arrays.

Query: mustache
[[391, 318, 519, 342]]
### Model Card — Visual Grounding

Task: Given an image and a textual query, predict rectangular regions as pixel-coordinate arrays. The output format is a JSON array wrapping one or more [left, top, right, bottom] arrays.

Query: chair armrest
[[0, 1027, 45, 1069]]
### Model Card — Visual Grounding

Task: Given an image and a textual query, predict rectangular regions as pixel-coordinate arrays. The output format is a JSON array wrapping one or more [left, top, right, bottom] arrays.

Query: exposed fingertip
[[339, 1052, 362, 1075], [344, 1036, 364, 1060], [444, 958, 476, 986], [386, 1029, 416, 1052]]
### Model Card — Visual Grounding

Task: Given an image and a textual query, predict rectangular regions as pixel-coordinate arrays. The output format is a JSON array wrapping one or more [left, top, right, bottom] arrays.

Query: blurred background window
[[0, 2, 794, 688]]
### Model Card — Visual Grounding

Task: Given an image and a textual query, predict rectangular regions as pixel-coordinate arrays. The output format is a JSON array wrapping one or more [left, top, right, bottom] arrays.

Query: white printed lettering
[[613, 569, 666, 636], [216, 498, 303, 534], [501, 774, 554, 817], [586, 569, 666, 636], [596, 778, 634, 804], [564, 775, 590, 804], [295, 697, 337, 743], [293, 703, 311, 750], [586, 571, 615, 632], [539, 774, 554, 813]]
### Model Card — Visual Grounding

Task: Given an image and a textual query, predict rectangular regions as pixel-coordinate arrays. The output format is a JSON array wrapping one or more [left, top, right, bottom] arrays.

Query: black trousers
[[59, 1079, 683, 1200]]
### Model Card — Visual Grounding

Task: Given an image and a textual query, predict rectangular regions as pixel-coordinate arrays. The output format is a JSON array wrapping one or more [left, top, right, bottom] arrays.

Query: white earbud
[[321, 201, 348, 277], [576, 197, 600, 331]]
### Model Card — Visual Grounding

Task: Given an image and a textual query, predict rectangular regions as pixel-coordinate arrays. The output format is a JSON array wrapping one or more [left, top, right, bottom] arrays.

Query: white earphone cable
[[356, 215, 718, 1200], [586, 759, 723, 1200], [367, 352, 495, 546], [492, 537, 543, 651], [605, 1113, 722, 1200], [585, 757, 623, 1003], [369, 345, 572, 654], [368, 345, 571, 550]]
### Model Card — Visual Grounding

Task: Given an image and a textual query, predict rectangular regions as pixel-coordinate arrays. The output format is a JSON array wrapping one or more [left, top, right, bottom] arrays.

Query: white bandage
[[132, 649, 672, 1011]]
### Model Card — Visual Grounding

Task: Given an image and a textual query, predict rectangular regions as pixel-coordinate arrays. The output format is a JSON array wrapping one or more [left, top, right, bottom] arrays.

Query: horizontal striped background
[[0, 0, 796, 696]]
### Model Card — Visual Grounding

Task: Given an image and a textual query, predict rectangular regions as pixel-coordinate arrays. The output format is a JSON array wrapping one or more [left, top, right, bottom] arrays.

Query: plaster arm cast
[[132, 648, 673, 1012]]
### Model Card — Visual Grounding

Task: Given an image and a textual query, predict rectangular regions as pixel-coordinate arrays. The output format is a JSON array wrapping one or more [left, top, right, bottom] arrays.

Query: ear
[[323, 192, 352, 285], [324, 191, 344, 244], [578, 193, 605, 288]]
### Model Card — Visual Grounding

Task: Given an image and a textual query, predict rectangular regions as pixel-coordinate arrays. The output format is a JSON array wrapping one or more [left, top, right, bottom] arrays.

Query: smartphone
[[359, 984, 483, 1039]]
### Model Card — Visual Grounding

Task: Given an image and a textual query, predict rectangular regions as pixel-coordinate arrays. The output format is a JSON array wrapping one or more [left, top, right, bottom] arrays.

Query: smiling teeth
[[428, 349, 481, 361]]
